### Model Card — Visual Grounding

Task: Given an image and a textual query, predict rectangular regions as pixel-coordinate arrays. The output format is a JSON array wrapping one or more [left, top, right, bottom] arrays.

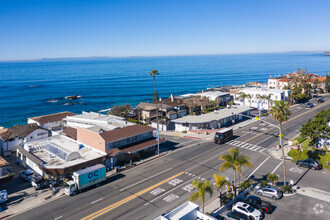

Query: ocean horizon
[[1, 52, 329, 128]]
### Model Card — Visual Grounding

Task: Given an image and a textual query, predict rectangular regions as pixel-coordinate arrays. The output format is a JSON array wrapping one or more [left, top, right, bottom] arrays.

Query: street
[[9, 95, 330, 220]]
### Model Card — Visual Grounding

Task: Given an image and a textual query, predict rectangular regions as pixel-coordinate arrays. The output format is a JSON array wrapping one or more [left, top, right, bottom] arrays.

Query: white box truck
[[65, 164, 106, 196]]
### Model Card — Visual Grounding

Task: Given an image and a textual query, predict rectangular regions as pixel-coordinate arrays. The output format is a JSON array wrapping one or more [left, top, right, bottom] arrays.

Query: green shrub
[[294, 93, 309, 103], [301, 139, 313, 150], [296, 134, 306, 143], [281, 185, 293, 194], [222, 193, 235, 204], [182, 130, 187, 133], [261, 180, 268, 187], [238, 180, 252, 192], [126, 119, 138, 123]]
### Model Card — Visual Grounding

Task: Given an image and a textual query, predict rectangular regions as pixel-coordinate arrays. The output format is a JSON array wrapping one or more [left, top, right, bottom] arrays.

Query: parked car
[[19, 169, 34, 181], [296, 159, 322, 170], [317, 99, 324, 103], [256, 186, 282, 200], [31, 175, 48, 190], [243, 195, 272, 214], [232, 202, 263, 220], [219, 210, 249, 220], [305, 103, 313, 108]]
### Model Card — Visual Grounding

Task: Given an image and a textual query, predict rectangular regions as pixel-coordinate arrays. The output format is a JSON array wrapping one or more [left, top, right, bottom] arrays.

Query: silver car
[[256, 186, 282, 200]]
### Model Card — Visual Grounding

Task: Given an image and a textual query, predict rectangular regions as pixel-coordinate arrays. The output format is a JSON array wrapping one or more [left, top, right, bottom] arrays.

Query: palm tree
[[263, 94, 273, 110], [267, 173, 279, 186], [269, 100, 292, 186], [189, 179, 213, 213], [235, 153, 253, 183], [238, 92, 248, 106], [149, 70, 160, 154], [247, 94, 252, 107], [213, 174, 229, 207]]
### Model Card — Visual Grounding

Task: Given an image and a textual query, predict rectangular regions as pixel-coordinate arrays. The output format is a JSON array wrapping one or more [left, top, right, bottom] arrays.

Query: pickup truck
[[243, 195, 272, 214]]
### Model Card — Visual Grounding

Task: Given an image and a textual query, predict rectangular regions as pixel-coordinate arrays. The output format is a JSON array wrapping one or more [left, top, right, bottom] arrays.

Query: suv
[[305, 103, 313, 108], [19, 169, 34, 181], [232, 202, 263, 220], [256, 186, 282, 200], [219, 210, 249, 220], [317, 99, 324, 103], [31, 175, 48, 190], [296, 159, 322, 170], [243, 195, 272, 214]]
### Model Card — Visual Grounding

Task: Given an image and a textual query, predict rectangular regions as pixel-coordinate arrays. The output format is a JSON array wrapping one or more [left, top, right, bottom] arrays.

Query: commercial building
[[172, 106, 251, 132], [64, 111, 135, 130], [16, 135, 107, 177], [0, 124, 49, 156], [155, 201, 216, 220], [28, 111, 77, 130]]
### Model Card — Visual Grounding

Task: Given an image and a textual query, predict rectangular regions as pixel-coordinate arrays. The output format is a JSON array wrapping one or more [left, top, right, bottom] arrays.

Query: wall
[[107, 131, 153, 150], [24, 129, 49, 142], [76, 127, 106, 152]]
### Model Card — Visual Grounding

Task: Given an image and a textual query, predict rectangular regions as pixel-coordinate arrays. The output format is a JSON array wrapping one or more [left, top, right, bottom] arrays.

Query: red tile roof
[[100, 124, 155, 143], [29, 112, 76, 124]]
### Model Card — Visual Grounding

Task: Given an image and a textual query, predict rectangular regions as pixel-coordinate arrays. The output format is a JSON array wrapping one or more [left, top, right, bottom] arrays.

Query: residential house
[[16, 134, 107, 177], [0, 157, 15, 184], [172, 106, 251, 132], [136, 103, 158, 124], [233, 88, 291, 110], [198, 91, 231, 106], [151, 119, 175, 131], [154, 201, 216, 220], [309, 76, 327, 90], [28, 111, 77, 131], [0, 124, 49, 156], [75, 124, 166, 168]]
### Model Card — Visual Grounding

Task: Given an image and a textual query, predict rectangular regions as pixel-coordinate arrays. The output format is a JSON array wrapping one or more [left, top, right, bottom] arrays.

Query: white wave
[[98, 108, 111, 113]]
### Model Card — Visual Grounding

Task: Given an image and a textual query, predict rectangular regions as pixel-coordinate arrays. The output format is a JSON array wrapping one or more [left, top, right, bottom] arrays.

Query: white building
[[233, 88, 291, 110], [0, 124, 49, 156], [155, 201, 216, 220], [268, 78, 291, 90], [172, 106, 251, 132], [64, 111, 135, 130], [198, 91, 231, 105], [28, 112, 77, 130], [16, 134, 107, 177]]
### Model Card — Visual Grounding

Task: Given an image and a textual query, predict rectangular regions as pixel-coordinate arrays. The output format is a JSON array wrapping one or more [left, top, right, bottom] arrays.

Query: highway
[[12, 95, 330, 220]]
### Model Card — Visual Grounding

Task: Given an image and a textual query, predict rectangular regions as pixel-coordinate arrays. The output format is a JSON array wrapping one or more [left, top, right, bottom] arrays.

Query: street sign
[[156, 129, 159, 141], [255, 116, 259, 120]]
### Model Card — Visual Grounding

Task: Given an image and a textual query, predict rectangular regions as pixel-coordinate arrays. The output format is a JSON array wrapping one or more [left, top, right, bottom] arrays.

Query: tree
[[269, 101, 292, 186], [215, 97, 223, 106], [247, 94, 252, 107], [326, 73, 329, 93], [267, 173, 279, 186], [236, 153, 253, 183], [189, 179, 213, 213], [213, 174, 229, 207], [201, 96, 211, 110], [185, 99, 197, 114], [238, 92, 248, 106], [149, 70, 159, 102], [108, 104, 132, 117]]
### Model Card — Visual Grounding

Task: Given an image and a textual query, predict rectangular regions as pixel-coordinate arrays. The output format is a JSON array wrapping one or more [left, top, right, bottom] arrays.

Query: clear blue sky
[[1, 0, 330, 60]]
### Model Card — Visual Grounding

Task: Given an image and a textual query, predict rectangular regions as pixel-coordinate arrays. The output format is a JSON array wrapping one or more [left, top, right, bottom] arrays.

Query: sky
[[1, 0, 330, 61]]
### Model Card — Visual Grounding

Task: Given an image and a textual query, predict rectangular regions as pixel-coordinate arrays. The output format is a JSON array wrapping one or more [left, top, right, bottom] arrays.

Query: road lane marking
[[91, 198, 103, 204], [119, 167, 173, 192], [55, 216, 63, 220], [81, 171, 185, 220], [289, 167, 304, 174], [168, 178, 183, 186], [272, 161, 283, 173], [247, 154, 270, 179], [150, 187, 165, 196], [163, 194, 179, 202], [182, 184, 195, 192]]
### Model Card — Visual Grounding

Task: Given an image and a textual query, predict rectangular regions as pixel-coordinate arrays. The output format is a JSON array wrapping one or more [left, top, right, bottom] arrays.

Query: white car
[[19, 169, 34, 181], [232, 202, 263, 220]]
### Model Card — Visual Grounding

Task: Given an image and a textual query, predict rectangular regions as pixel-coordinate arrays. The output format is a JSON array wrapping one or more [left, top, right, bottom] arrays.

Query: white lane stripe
[[240, 143, 249, 148], [247, 155, 270, 179], [91, 198, 103, 204], [55, 216, 63, 220], [272, 161, 283, 173], [120, 167, 173, 191], [145, 177, 195, 205], [249, 146, 258, 151]]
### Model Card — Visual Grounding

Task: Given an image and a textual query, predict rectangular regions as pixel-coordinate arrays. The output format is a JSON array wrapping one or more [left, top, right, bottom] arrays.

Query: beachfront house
[[28, 111, 77, 131], [0, 124, 49, 156], [75, 124, 166, 168], [16, 134, 107, 177], [172, 105, 251, 132], [198, 91, 231, 106], [63, 111, 135, 130], [233, 88, 291, 110]]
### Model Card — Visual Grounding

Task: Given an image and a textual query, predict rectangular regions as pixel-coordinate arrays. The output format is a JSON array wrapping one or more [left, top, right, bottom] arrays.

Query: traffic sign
[[279, 134, 283, 140], [255, 116, 259, 120]]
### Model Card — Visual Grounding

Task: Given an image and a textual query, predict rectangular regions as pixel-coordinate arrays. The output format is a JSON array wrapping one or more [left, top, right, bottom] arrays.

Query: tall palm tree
[[149, 70, 160, 154], [235, 154, 253, 183], [189, 179, 213, 213], [269, 100, 291, 186], [238, 92, 248, 106], [247, 94, 252, 107], [213, 174, 229, 207]]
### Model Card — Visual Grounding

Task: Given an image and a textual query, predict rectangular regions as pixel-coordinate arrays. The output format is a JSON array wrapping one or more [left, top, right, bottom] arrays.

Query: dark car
[[31, 175, 49, 190], [317, 99, 324, 103], [219, 210, 249, 220], [243, 195, 272, 214], [296, 159, 322, 170], [305, 103, 313, 108]]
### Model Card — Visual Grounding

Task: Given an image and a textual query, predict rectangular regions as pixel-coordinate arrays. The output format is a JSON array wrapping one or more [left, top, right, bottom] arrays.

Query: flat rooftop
[[242, 88, 289, 94], [24, 135, 106, 169], [172, 106, 251, 123]]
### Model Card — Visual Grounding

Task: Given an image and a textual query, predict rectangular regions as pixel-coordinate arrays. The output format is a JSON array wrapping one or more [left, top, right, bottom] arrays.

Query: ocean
[[0, 52, 329, 128]]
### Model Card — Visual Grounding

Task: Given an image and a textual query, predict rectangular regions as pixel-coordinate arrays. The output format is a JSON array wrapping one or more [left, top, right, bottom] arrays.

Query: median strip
[[81, 171, 185, 220]]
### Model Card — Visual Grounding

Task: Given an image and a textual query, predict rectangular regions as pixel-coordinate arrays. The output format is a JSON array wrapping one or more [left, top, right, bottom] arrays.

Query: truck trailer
[[214, 128, 233, 144], [65, 164, 106, 196]]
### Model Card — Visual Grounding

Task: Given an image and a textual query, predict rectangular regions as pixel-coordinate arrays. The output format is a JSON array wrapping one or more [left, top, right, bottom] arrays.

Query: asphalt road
[[10, 95, 330, 220]]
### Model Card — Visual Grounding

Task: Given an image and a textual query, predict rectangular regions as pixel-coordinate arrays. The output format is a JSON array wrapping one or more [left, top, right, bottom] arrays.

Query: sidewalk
[[294, 186, 330, 203]]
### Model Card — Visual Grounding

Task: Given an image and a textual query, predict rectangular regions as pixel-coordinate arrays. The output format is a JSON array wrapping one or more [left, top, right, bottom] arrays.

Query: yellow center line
[[245, 101, 327, 143], [81, 171, 185, 220]]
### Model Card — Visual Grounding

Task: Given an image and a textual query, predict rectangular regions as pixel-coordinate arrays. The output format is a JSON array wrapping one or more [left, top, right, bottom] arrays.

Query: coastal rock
[[323, 51, 330, 56], [65, 95, 82, 100]]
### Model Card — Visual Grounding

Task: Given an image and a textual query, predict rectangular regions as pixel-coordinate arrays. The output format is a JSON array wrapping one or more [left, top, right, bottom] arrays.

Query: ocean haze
[[0, 52, 329, 128]]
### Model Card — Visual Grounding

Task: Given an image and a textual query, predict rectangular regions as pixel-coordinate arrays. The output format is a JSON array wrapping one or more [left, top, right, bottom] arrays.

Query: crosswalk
[[227, 140, 264, 152]]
